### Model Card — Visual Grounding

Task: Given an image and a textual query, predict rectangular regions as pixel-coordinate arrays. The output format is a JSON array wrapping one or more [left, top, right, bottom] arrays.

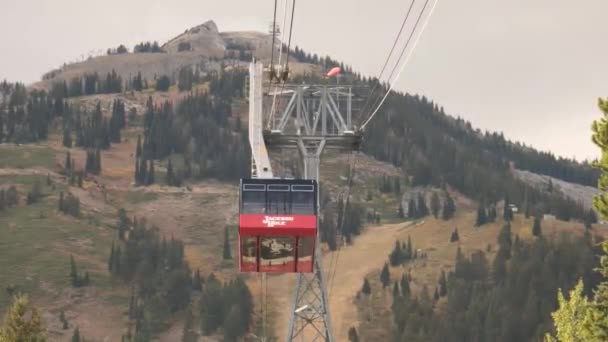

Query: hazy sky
[[1, 0, 606, 160]]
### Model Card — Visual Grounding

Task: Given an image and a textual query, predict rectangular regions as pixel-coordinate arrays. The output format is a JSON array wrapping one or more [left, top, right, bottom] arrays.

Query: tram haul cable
[[284, 0, 297, 79], [360, 0, 439, 131], [266, 0, 280, 101], [365, 0, 431, 118], [327, 151, 359, 298], [360, 0, 417, 116], [269, 0, 296, 129]]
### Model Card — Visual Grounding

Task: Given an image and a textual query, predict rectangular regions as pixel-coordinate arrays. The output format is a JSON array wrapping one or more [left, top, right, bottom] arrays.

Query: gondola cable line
[[362, 0, 432, 128], [269, 0, 297, 129], [327, 0, 439, 301], [360, 0, 418, 116], [360, 0, 439, 131]]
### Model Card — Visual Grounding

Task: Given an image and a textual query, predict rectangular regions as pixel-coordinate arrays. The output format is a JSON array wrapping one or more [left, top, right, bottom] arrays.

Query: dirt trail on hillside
[[0, 168, 56, 176], [323, 223, 410, 341], [268, 222, 409, 341]]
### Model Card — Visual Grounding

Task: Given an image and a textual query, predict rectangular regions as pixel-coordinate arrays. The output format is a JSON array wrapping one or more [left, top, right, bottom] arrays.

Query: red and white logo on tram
[[262, 216, 295, 227]]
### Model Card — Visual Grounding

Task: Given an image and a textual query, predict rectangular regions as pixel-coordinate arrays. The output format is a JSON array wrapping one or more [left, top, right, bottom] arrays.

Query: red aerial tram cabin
[[239, 178, 318, 273]]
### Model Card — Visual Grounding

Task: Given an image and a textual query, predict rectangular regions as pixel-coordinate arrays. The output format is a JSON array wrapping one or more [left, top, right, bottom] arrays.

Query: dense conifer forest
[[375, 226, 602, 341], [109, 213, 253, 340], [0, 41, 604, 341]]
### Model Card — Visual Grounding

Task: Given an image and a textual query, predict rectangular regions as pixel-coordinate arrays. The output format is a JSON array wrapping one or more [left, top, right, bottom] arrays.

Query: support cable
[[328, 151, 358, 298], [263, 273, 268, 341], [269, 0, 279, 83], [360, 0, 417, 116], [277, 0, 297, 101], [366, 0, 430, 115], [284, 0, 297, 78], [259, 273, 265, 340], [269, 0, 295, 129], [278, 0, 289, 65], [268, 0, 290, 129], [360, 0, 439, 131]]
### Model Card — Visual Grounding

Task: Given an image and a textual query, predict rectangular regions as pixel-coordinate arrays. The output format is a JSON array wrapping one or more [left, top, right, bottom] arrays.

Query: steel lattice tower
[[248, 61, 361, 341]]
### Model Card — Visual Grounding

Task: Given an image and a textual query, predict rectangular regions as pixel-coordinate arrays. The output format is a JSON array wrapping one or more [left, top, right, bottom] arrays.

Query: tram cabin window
[[267, 184, 290, 215], [291, 185, 315, 215], [242, 184, 266, 214]]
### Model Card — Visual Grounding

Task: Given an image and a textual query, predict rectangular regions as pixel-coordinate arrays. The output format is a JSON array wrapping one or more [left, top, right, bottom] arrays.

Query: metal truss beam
[[263, 83, 361, 342], [249, 63, 362, 341]]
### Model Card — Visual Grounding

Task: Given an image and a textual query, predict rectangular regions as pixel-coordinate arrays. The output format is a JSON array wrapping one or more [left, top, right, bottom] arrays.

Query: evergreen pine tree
[[85, 150, 93, 173], [0, 295, 46, 341], [95, 148, 102, 174], [361, 278, 371, 296], [70, 255, 78, 287], [63, 127, 72, 147], [417, 193, 429, 218], [400, 274, 410, 298], [6, 186, 18, 207], [136, 135, 142, 159], [59, 191, 64, 212], [128, 289, 135, 319], [0, 189, 5, 211], [450, 228, 460, 242], [406, 236, 413, 260], [430, 192, 440, 218], [71, 327, 81, 342], [166, 158, 174, 186], [389, 240, 403, 266], [488, 205, 497, 222], [583, 243, 608, 339], [523, 189, 530, 218], [193, 269, 203, 291], [439, 270, 447, 296], [476, 203, 487, 226], [497, 223, 512, 259], [60, 310, 69, 330], [139, 158, 147, 185], [532, 216, 542, 237], [503, 195, 513, 221], [441, 191, 456, 220], [182, 306, 197, 342], [584, 209, 597, 230], [108, 242, 115, 272], [134, 158, 140, 185], [380, 263, 390, 288], [545, 280, 592, 342], [113, 246, 121, 275], [65, 151, 72, 172], [146, 160, 155, 185], [504, 206, 513, 221], [348, 326, 360, 342], [222, 226, 232, 260], [408, 199, 417, 219], [392, 281, 400, 297]]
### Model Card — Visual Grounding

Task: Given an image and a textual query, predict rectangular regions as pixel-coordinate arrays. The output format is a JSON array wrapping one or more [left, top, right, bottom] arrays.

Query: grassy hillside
[[352, 206, 607, 340], [0, 22, 603, 342], [0, 105, 601, 341]]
